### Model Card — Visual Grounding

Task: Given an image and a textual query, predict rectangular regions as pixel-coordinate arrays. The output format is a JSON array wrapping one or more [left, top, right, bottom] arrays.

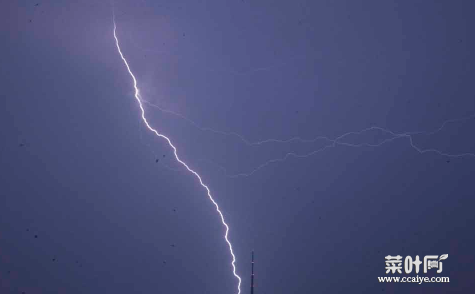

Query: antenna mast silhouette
[[250, 251, 255, 294]]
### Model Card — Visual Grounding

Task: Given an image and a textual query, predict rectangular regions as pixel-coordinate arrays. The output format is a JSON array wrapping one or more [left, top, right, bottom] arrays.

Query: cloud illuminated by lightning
[[111, 10, 241, 294]]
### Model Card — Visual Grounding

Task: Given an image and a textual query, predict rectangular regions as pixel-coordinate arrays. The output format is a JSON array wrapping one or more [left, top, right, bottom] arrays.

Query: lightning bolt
[[196, 115, 475, 178], [141, 97, 475, 157], [111, 10, 241, 294], [140, 94, 475, 177], [110, 3, 474, 292]]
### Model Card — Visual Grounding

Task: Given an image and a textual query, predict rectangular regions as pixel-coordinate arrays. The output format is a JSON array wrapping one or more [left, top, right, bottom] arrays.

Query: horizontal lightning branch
[[142, 97, 475, 156], [195, 115, 475, 178]]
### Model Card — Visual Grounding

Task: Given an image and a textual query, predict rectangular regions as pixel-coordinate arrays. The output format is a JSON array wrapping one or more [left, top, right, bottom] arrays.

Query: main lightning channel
[[112, 13, 241, 294]]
